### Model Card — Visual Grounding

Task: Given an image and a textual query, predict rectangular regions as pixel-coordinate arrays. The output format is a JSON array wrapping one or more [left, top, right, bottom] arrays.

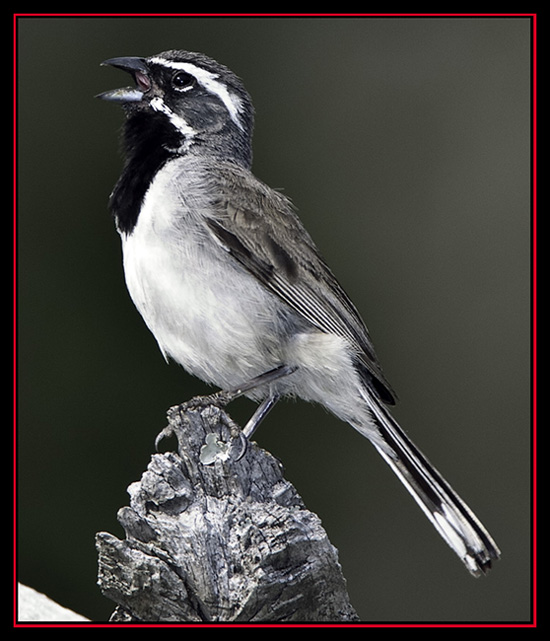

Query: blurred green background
[[16, 16, 532, 623]]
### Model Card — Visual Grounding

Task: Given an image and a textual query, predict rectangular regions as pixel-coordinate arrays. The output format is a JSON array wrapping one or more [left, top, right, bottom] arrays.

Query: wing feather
[[202, 164, 397, 404]]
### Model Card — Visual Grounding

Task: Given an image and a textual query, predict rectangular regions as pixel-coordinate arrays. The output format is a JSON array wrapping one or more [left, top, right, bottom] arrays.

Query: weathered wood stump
[[96, 404, 358, 623]]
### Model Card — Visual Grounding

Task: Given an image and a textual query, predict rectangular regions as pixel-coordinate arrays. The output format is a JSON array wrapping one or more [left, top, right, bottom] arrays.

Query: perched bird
[[98, 49, 500, 576]]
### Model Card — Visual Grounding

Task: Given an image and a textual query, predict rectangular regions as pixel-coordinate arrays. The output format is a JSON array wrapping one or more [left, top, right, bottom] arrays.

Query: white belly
[[120, 168, 283, 390]]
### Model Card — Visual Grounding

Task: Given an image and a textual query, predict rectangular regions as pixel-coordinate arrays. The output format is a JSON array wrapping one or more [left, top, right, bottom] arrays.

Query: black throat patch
[[109, 110, 184, 235]]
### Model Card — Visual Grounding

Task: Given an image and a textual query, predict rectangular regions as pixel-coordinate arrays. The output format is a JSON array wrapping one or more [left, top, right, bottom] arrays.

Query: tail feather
[[359, 393, 501, 576]]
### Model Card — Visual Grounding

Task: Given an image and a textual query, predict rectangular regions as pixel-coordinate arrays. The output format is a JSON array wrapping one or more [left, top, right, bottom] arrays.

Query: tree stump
[[96, 403, 359, 623]]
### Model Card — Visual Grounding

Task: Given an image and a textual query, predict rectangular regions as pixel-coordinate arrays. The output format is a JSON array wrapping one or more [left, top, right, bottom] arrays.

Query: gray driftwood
[[96, 403, 358, 623]]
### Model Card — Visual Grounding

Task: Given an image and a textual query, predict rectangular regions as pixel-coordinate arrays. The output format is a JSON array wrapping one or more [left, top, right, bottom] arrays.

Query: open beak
[[96, 56, 150, 103]]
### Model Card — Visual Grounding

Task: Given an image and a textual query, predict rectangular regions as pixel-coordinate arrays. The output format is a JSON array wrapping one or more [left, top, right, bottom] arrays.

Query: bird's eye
[[172, 71, 196, 91]]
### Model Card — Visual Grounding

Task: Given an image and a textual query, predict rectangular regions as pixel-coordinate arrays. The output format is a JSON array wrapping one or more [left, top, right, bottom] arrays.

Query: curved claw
[[155, 424, 175, 451], [232, 431, 249, 461]]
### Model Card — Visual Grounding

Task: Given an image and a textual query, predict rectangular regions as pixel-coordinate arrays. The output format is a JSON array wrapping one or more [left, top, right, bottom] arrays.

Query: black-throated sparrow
[[98, 50, 500, 576]]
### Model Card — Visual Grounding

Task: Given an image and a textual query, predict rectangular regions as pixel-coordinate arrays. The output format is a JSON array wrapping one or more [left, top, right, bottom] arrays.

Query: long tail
[[358, 392, 501, 576]]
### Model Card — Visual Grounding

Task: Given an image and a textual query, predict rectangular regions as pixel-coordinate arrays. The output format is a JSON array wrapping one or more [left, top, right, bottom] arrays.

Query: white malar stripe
[[150, 96, 197, 139], [149, 57, 245, 131]]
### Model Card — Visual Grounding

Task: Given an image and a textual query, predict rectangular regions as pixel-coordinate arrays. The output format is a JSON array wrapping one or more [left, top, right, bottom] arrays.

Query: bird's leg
[[232, 393, 281, 461], [243, 393, 281, 438], [212, 364, 296, 408], [201, 365, 296, 464], [171, 364, 296, 412], [161, 365, 297, 460]]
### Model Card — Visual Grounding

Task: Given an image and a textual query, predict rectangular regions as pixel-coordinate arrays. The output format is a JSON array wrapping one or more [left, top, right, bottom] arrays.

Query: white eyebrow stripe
[[149, 57, 245, 131]]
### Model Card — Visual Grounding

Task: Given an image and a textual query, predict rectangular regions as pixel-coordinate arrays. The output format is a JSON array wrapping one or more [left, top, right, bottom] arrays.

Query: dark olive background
[[16, 16, 532, 623]]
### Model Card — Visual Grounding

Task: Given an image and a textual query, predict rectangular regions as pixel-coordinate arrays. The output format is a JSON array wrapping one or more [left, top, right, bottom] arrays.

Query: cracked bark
[[96, 404, 359, 623]]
